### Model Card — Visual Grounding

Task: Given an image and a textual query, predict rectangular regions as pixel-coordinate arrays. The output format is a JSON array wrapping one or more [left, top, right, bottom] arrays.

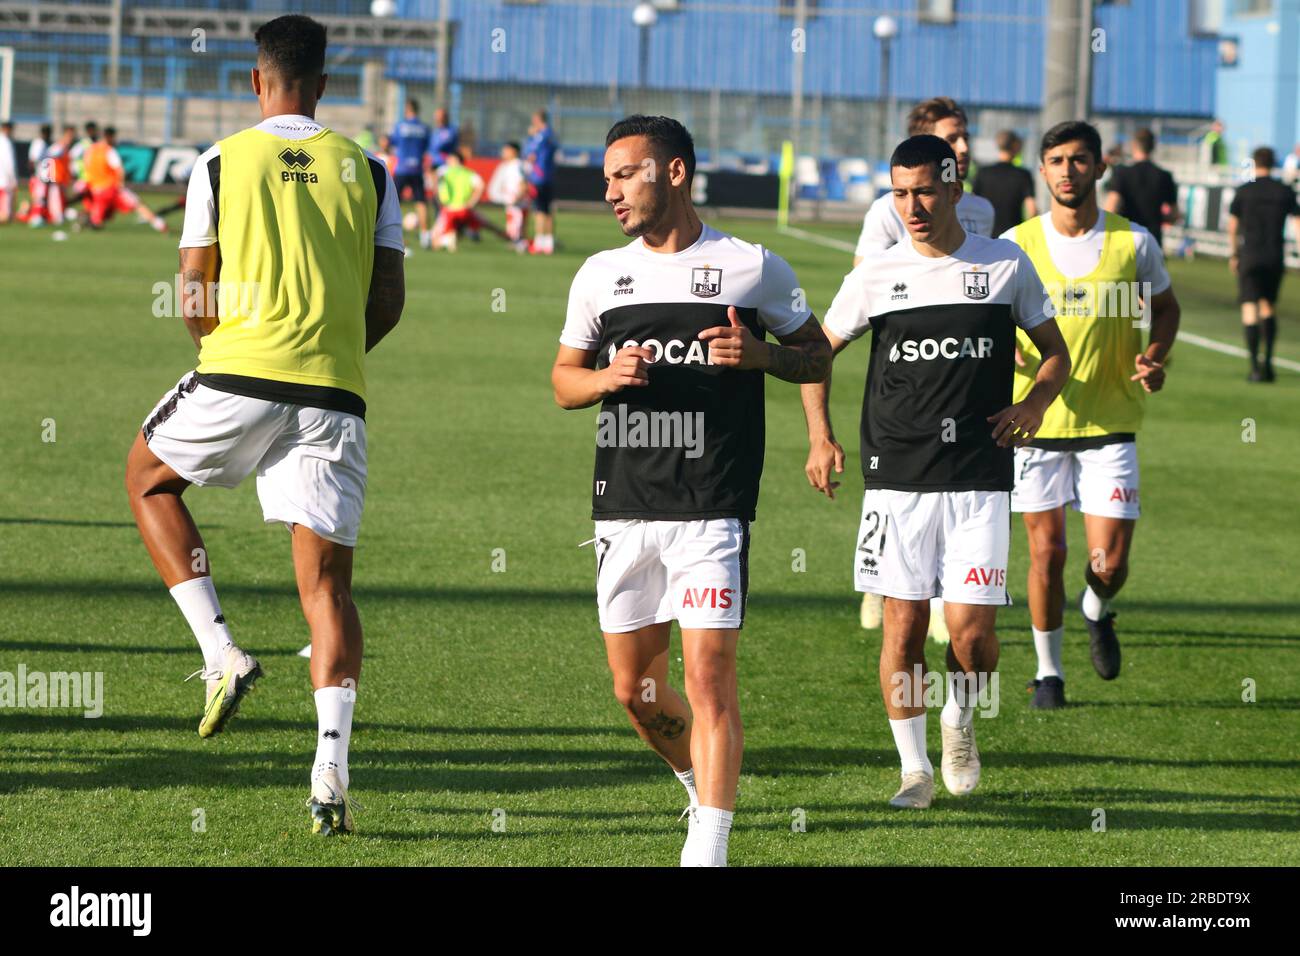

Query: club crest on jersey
[[962, 271, 990, 300], [690, 267, 722, 298]]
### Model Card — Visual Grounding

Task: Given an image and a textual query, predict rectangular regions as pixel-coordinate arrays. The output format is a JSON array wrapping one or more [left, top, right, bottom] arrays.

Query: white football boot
[[940, 720, 981, 795], [888, 771, 934, 809]]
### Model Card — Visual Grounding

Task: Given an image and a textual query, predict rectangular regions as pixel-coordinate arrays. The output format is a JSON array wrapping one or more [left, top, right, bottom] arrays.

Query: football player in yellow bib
[[124, 15, 406, 834], [1002, 122, 1180, 709]]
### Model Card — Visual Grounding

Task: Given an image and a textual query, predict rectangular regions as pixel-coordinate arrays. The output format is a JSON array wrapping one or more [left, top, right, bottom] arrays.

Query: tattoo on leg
[[640, 710, 686, 740]]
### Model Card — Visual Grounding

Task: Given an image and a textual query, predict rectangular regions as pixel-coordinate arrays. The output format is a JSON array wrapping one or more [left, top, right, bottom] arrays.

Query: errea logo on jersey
[[279, 148, 319, 183], [888, 337, 993, 362]]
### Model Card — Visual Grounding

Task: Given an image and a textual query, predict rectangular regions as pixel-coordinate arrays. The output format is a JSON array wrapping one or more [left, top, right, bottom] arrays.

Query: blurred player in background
[[854, 96, 995, 638], [80, 127, 167, 232], [1006, 121, 1180, 709], [486, 140, 531, 250], [430, 106, 459, 171], [1105, 128, 1179, 251], [20, 124, 73, 227], [974, 130, 1038, 238], [124, 14, 405, 836], [375, 133, 397, 176], [806, 134, 1069, 808], [0, 120, 15, 223], [391, 98, 433, 248], [69, 120, 100, 206], [429, 148, 508, 251], [1228, 146, 1300, 382], [524, 109, 558, 255], [553, 115, 829, 864]]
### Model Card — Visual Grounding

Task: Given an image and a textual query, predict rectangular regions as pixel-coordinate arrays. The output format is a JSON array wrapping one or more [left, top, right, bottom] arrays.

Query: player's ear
[[317, 73, 328, 101], [250, 68, 261, 96], [1094, 155, 1107, 180]]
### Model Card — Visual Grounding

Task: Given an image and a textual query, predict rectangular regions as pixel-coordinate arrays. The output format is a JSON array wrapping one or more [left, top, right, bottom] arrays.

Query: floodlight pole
[[107, 0, 123, 126]]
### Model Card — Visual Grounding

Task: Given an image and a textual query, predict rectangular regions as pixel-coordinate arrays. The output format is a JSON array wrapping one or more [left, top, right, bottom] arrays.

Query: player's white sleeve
[[559, 260, 602, 351], [1132, 226, 1172, 296], [178, 144, 220, 249], [1011, 248, 1054, 330], [822, 266, 874, 342], [854, 197, 903, 259], [370, 155, 405, 252], [755, 248, 812, 336]]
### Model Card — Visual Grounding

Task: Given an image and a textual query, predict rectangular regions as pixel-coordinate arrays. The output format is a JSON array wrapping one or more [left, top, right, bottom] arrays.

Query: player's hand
[[601, 345, 653, 394], [1131, 353, 1166, 393], [805, 436, 846, 499], [1229, 254, 1239, 275], [1014, 346, 1027, 368], [699, 306, 765, 370], [987, 399, 1045, 448]]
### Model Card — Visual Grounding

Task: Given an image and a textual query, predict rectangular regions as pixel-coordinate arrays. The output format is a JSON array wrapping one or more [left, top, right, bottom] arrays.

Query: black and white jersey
[[825, 232, 1052, 492], [561, 224, 810, 520]]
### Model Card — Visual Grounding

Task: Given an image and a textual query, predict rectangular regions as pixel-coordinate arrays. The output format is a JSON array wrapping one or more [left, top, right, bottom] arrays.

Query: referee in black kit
[[1228, 146, 1300, 382]]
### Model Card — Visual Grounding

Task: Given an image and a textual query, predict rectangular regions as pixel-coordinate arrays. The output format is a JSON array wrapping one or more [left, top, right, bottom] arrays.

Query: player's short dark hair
[[995, 129, 1021, 154], [535, 109, 549, 124], [40, 123, 51, 139], [907, 97, 967, 136], [1253, 146, 1276, 169], [85, 121, 99, 134], [890, 134, 958, 182], [1133, 127, 1156, 154], [103, 126, 117, 139], [407, 98, 419, 114], [606, 114, 696, 184], [505, 140, 521, 153], [1040, 120, 1103, 163], [254, 14, 327, 84]]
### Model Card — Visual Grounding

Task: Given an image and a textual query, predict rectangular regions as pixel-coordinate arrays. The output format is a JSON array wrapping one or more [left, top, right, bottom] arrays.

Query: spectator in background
[[0, 120, 16, 223], [375, 133, 397, 177], [524, 109, 557, 255], [974, 130, 1038, 237], [430, 107, 459, 171], [1105, 127, 1179, 250], [1228, 146, 1300, 383], [1282, 143, 1300, 183], [1202, 119, 1228, 167], [486, 140, 531, 251]]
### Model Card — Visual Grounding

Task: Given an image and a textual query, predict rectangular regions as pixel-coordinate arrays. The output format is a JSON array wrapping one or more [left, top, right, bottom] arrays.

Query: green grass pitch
[[0, 202, 1296, 866]]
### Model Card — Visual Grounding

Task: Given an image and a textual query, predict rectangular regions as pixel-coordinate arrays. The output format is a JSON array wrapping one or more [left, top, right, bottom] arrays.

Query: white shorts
[[142, 372, 367, 546], [1011, 441, 1140, 519], [855, 489, 1010, 605], [593, 518, 749, 633]]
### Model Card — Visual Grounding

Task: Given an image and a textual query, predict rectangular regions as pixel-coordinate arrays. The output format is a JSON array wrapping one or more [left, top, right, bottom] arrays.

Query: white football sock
[[1033, 626, 1065, 680], [1081, 585, 1109, 622], [675, 767, 699, 807], [682, 806, 733, 867], [312, 686, 356, 790], [169, 576, 235, 672], [940, 671, 977, 729], [888, 714, 932, 775]]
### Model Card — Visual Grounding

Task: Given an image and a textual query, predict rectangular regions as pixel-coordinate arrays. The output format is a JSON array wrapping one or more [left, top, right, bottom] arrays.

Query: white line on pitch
[[779, 225, 1298, 375]]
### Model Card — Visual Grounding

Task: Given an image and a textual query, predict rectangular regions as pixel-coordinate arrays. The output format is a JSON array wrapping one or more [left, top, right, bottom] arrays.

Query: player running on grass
[[124, 15, 405, 835], [804, 135, 1070, 808], [552, 115, 830, 865], [853, 96, 995, 639], [1004, 121, 1180, 708]]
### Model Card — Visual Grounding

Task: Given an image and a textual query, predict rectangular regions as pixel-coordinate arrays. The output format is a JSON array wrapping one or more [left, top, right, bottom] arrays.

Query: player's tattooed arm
[[699, 308, 831, 383], [365, 246, 405, 352], [179, 245, 220, 350], [768, 314, 834, 384], [802, 326, 851, 498]]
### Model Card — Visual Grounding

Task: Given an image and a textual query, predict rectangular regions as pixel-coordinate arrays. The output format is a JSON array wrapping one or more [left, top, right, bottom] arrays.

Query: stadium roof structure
[[0, 2, 448, 49]]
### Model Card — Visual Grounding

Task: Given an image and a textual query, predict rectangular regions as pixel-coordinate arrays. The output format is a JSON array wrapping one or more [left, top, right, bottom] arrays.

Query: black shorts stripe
[[1030, 433, 1135, 452], [196, 373, 366, 419], [738, 519, 751, 629], [142, 373, 200, 442]]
